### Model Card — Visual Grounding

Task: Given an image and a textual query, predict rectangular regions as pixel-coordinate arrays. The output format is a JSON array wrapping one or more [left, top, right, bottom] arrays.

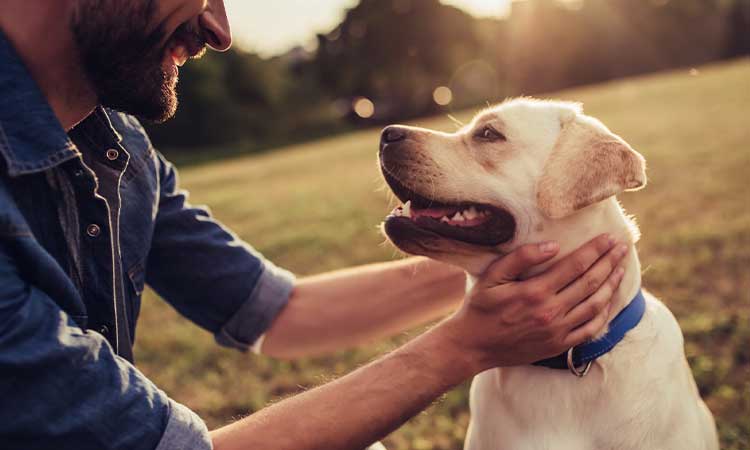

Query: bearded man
[[0, 1, 627, 449]]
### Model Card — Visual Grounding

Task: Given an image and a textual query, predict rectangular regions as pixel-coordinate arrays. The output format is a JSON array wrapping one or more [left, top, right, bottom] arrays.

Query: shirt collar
[[0, 30, 121, 177]]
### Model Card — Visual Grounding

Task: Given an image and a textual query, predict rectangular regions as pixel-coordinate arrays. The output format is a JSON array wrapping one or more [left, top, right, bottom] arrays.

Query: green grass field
[[136, 59, 750, 449]]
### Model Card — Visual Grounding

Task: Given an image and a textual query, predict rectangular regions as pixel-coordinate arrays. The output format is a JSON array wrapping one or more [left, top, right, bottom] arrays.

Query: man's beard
[[70, 0, 198, 123]]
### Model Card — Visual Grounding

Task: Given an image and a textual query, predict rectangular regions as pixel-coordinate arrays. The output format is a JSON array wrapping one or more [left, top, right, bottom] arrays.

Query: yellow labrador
[[378, 99, 718, 450]]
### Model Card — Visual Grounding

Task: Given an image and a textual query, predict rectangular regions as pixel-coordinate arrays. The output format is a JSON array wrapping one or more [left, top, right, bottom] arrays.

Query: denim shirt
[[0, 31, 295, 449]]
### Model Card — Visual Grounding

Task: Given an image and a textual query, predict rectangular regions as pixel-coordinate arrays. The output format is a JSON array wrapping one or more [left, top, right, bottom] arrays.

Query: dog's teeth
[[464, 207, 478, 220], [452, 212, 465, 222], [402, 201, 411, 218], [441, 216, 450, 223]]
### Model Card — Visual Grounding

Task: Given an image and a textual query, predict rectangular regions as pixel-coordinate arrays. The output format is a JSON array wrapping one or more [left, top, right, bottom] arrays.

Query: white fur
[[383, 99, 718, 450], [464, 203, 718, 450]]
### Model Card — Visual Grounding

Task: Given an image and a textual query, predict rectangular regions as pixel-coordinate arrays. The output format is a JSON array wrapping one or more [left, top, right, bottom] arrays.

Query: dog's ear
[[536, 114, 646, 219]]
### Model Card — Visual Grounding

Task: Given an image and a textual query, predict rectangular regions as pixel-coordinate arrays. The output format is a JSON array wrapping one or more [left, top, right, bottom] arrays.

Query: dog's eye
[[474, 126, 506, 142]]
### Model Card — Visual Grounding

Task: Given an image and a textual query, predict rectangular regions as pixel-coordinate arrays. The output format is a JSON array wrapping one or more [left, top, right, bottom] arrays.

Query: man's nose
[[200, 0, 232, 51]]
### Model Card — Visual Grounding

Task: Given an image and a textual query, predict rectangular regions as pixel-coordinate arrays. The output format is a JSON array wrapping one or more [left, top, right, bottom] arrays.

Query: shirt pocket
[[126, 260, 146, 328]]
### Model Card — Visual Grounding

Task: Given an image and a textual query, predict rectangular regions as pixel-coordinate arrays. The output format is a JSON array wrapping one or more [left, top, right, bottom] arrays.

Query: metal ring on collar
[[567, 347, 593, 377]]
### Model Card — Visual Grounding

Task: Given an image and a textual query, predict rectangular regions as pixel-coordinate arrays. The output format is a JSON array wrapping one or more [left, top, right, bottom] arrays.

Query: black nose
[[381, 126, 407, 144]]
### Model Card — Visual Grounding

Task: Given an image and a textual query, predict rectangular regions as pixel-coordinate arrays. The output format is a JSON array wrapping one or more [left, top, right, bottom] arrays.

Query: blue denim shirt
[[0, 31, 295, 449]]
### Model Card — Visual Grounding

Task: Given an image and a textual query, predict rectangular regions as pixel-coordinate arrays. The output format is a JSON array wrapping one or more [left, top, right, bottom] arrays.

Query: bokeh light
[[433, 86, 453, 106], [353, 97, 375, 118]]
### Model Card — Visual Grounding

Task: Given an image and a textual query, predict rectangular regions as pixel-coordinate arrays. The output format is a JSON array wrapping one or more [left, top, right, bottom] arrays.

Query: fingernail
[[617, 267, 626, 277], [616, 244, 629, 257], [539, 241, 559, 253], [607, 234, 616, 246]]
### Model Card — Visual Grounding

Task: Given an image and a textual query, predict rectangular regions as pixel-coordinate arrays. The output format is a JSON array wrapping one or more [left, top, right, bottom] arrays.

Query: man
[[0, 1, 628, 449]]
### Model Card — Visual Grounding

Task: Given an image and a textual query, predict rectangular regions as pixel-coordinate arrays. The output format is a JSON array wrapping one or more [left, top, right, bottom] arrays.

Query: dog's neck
[[528, 198, 643, 331], [467, 198, 642, 335]]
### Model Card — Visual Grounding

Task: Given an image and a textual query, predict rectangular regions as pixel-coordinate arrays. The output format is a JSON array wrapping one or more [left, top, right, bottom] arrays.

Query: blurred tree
[[506, 0, 729, 94], [725, 0, 750, 57], [145, 49, 279, 148], [311, 0, 489, 120]]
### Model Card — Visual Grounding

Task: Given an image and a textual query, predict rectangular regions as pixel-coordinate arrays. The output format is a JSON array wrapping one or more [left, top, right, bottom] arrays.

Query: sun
[[441, 0, 512, 18]]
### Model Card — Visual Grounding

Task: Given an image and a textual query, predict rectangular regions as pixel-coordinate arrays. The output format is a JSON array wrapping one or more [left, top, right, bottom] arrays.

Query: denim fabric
[[0, 30, 294, 449]]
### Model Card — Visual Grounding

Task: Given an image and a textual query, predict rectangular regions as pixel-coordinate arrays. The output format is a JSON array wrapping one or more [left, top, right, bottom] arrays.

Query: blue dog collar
[[533, 289, 646, 374]]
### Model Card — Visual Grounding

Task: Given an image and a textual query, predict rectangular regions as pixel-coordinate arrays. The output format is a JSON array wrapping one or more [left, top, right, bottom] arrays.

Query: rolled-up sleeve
[[155, 400, 212, 450], [0, 244, 211, 450], [146, 152, 295, 351]]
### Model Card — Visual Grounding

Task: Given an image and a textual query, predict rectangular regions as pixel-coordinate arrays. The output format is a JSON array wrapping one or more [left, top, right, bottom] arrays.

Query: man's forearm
[[262, 257, 466, 358], [211, 321, 475, 450], [214, 237, 625, 450]]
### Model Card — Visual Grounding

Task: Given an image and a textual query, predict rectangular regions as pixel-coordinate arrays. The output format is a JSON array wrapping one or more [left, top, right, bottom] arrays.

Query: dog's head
[[379, 98, 646, 274]]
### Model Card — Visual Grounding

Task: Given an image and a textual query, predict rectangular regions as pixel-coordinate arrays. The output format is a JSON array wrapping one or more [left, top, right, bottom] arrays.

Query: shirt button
[[73, 169, 84, 177], [105, 149, 119, 161], [86, 224, 101, 237], [98, 325, 109, 336]]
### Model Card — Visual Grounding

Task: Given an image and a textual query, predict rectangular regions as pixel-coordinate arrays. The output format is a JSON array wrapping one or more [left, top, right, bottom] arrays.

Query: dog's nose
[[381, 126, 407, 144]]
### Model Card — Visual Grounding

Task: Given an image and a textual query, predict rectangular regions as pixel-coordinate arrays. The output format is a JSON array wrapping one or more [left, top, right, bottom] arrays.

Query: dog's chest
[[463, 298, 705, 450], [466, 364, 643, 450]]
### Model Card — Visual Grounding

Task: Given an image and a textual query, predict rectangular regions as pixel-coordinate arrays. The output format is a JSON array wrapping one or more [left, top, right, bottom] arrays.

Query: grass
[[134, 58, 750, 449]]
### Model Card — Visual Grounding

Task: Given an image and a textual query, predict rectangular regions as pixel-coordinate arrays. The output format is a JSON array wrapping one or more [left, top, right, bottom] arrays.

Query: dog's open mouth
[[383, 171, 515, 247]]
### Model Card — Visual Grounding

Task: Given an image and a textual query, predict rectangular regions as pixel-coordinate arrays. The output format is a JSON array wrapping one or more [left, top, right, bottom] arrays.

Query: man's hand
[[440, 234, 628, 372]]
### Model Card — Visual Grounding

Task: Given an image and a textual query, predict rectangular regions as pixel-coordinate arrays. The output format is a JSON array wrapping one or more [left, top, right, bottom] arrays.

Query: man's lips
[[165, 24, 207, 68], [169, 44, 190, 67]]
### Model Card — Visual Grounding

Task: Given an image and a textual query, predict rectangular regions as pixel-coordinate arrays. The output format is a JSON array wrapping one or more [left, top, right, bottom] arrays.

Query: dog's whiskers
[[447, 114, 464, 129]]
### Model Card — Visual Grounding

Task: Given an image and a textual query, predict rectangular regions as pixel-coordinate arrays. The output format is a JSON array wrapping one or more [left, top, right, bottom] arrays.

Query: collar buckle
[[567, 346, 593, 377]]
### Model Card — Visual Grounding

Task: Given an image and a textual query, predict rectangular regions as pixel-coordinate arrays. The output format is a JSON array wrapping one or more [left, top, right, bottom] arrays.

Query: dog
[[378, 98, 718, 450]]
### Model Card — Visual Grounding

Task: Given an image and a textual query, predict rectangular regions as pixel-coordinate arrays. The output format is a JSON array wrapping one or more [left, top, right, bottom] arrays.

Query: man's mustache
[[171, 22, 207, 59]]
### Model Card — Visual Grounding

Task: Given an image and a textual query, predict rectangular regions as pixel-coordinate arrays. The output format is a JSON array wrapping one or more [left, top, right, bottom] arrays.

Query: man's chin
[[147, 79, 179, 123], [105, 95, 177, 124], [99, 72, 178, 123], [142, 100, 177, 123]]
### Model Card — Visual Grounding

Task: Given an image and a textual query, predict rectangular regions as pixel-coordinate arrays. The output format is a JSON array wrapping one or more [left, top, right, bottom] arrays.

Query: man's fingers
[[563, 304, 611, 349], [562, 265, 624, 336], [557, 244, 629, 311], [541, 234, 616, 292], [479, 241, 560, 288]]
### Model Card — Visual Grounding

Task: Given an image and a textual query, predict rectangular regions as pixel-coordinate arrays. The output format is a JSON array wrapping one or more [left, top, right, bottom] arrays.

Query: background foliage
[[136, 59, 750, 449], [145, 0, 750, 160]]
